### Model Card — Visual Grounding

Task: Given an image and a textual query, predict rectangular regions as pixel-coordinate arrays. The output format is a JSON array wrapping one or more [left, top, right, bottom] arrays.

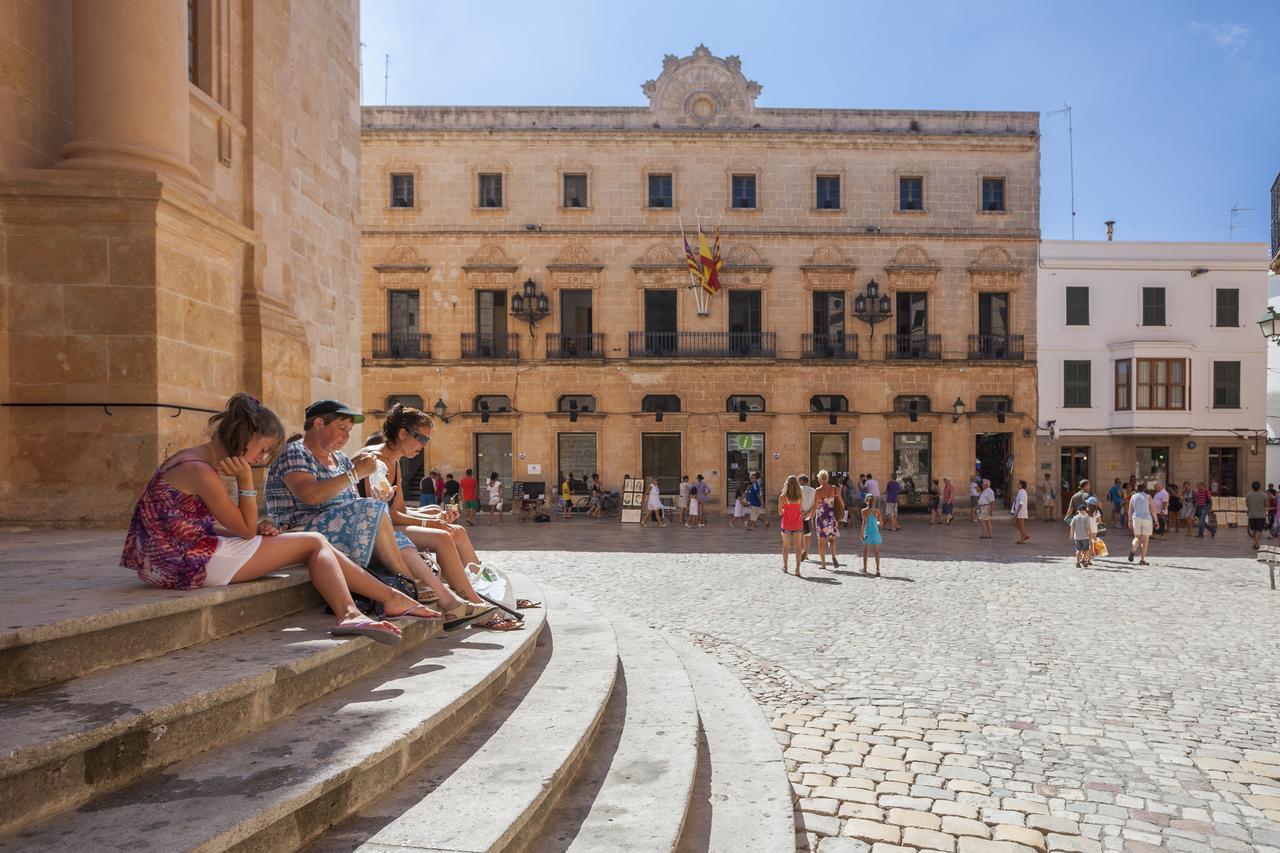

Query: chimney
[[1104, 220, 1116, 241]]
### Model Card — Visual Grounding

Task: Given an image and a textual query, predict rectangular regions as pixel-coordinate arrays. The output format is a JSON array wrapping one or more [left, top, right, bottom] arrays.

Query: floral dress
[[815, 493, 839, 539], [121, 454, 220, 589]]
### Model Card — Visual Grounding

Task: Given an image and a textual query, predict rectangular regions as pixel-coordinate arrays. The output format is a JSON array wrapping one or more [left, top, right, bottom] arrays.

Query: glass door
[[1208, 447, 1239, 496], [1135, 446, 1170, 491], [556, 433, 597, 494], [809, 433, 849, 481], [475, 290, 509, 356], [1059, 446, 1091, 513], [641, 433, 682, 495], [812, 291, 845, 355], [559, 290, 594, 355], [643, 289, 677, 355], [474, 432, 514, 503], [728, 291, 763, 355], [387, 289, 420, 357], [726, 432, 766, 503], [895, 291, 928, 356], [975, 432, 1012, 502]]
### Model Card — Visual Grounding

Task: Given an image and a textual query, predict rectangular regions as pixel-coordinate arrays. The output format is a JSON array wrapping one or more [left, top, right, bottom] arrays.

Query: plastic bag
[[465, 564, 516, 610], [1093, 539, 1108, 557]]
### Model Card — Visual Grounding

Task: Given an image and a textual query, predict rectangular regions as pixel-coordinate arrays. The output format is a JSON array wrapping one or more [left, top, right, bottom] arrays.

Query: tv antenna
[[1229, 203, 1253, 241], [384, 54, 390, 105], [1047, 103, 1076, 239]]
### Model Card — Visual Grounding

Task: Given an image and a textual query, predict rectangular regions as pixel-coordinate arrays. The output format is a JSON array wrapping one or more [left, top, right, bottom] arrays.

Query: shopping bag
[[1092, 539, 1108, 557]]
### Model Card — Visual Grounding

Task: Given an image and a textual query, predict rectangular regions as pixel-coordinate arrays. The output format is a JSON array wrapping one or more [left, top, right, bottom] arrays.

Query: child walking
[[730, 486, 745, 528], [860, 494, 883, 576], [778, 475, 805, 576], [1070, 503, 1094, 568], [486, 472, 504, 525]]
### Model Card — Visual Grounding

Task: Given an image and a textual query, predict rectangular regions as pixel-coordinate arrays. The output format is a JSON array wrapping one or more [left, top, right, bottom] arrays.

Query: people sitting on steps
[[264, 399, 494, 632], [359, 403, 522, 631], [121, 393, 425, 645]]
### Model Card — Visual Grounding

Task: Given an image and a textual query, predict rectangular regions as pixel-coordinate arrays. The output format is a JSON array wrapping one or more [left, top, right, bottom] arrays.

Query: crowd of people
[[121, 394, 538, 644]]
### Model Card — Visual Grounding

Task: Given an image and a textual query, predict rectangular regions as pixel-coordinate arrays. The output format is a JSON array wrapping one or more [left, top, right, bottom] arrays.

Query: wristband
[[238, 489, 258, 497]]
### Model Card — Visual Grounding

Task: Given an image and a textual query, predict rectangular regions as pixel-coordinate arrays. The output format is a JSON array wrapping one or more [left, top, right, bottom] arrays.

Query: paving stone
[[1027, 815, 1081, 835], [880, 795, 935, 811], [817, 838, 872, 853], [904, 827, 959, 851], [886, 808, 942, 830], [797, 810, 842, 837], [943, 816, 994, 838], [838, 803, 886, 821], [800, 797, 841, 816], [958, 838, 1040, 853], [993, 824, 1048, 850], [841, 818, 902, 845]]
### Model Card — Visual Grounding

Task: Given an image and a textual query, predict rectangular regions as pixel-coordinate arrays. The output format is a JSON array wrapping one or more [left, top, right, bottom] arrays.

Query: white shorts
[[204, 535, 263, 586], [677, 495, 689, 509], [749, 506, 761, 521], [689, 497, 700, 516], [1132, 517, 1154, 537]]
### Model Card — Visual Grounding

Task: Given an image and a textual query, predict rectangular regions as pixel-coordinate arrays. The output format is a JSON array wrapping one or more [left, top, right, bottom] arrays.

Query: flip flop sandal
[[331, 618, 402, 646], [515, 599, 542, 609], [442, 602, 497, 632], [385, 604, 443, 622], [477, 616, 524, 631]]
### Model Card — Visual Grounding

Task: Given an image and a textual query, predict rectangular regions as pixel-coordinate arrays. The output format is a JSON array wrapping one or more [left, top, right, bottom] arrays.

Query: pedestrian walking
[[1070, 503, 1094, 569], [459, 469, 480, 526], [969, 478, 980, 522], [1108, 478, 1123, 527], [677, 475, 691, 526], [1193, 481, 1214, 538], [976, 478, 995, 539], [744, 471, 768, 530], [1247, 480, 1268, 550], [1038, 472, 1056, 523], [1152, 482, 1169, 537], [812, 470, 844, 570], [1166, 484, 1182, 533], [559, 473, 573, 519], [928, 479, 942, 524], [941, 477, 955, 524], [641, 476, 666, 527], [860, 494, 883, 576], [864, 473, 881, 508], [730, 486, 745, 528], [1085, 496, 1103, 565], [884, 474, 902, 530], [799, 474, 816, 559], [1012, 479, 1030, 543], [589, 473, 603, 519], [419, 470, 439, 507], [1066, 479, 1092, 518], [779, 475, 805, 576], [1128, 484, 1153, 565], [486, 472, 504, 526], [695, 474, 711, 527]]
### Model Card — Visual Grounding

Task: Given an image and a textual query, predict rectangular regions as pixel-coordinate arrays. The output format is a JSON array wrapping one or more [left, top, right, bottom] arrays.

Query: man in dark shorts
[[1247, 480, 1268, 550], [459, 468, 480, 526]]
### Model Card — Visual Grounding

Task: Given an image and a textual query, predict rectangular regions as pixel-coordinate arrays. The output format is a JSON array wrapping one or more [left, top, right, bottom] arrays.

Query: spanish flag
[[698, 228, 718, 295]]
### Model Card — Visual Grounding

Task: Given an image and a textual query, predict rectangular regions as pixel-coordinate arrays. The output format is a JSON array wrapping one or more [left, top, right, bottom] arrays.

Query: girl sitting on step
[[121, 393, 434, 645]]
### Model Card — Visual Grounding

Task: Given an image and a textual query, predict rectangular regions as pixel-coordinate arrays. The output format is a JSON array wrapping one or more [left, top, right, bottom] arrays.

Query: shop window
[[726, 395, 765, 412], [473, 395, 512, 413]]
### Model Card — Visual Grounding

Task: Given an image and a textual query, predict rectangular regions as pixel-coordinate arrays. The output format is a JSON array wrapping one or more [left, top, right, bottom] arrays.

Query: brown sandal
[[478, 615, 524, 631], [515, 599, 541, 609]]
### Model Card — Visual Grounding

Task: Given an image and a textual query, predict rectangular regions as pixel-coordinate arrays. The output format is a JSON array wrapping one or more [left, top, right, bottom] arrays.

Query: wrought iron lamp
[[510, 277, 549, 336], [432, 398, 454, 424], [1258, 306, 1280, 344], [952, 397, 966, 424], [853, 278, 892, 357]]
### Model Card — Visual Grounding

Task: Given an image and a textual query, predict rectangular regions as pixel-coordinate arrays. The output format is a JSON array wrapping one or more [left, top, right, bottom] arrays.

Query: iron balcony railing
[[968, 334, 1025, 360], [460, 332, 520, 360], [628, 331, 776, 358], [371, 331, 431, 359], [546, 332, 605, 359], [884, 333, 942, 360], [802, 333, 858, 360]]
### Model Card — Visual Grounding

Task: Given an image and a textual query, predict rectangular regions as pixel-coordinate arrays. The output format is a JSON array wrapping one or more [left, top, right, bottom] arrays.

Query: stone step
[[0, 564, 320, 697], [0, 575, 547, 853], [0, 603, 444, 834], [670, 638, 795, 853], [532, 613, 699, 852], [306, 587, 617, 853]]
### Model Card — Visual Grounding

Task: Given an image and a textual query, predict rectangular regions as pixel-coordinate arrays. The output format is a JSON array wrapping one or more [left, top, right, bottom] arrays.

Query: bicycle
[[573, 492, 623, 517]]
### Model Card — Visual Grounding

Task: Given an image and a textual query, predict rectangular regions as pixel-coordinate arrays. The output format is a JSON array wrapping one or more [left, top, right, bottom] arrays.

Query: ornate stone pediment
[[373, 244, 430, 273], [642, 45, 762, 128], [801, 245, 857, 287], [462, 244, 517, 272], [886, 244, 940, 272], [721, 244, 772, 287], [631, 243, 687, 286], [968, 245, 1022, 290], [547, 243, 604, 271]]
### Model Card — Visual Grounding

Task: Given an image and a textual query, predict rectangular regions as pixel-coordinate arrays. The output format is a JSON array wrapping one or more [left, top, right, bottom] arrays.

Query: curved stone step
[[532, 613, 699, 852], [306, 586, 617, 853], [0, 604, 442, 834], [0, 561, 319, 697], [0, 576, 546, 853], [670, 639, 794, 853]]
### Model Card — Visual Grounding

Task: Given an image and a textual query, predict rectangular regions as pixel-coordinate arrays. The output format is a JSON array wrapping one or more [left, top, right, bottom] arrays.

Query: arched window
[[976, 395, 1012, 413], [473, 395, 512, 413], [557, 395, 597, 413], [893, 395, 932, 413], [641, 394, 681, 413], [810, 395, 849, 413], [726, 394, 765, 413], [385, 394, 424, 412]]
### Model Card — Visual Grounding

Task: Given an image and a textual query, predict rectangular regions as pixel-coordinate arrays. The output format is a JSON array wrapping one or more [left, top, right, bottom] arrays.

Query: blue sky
[[360, 0, 1278, 246]]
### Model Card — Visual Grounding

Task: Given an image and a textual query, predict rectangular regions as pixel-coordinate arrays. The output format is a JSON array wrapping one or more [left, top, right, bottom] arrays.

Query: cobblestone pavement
[[468, 511, 1280, 852]]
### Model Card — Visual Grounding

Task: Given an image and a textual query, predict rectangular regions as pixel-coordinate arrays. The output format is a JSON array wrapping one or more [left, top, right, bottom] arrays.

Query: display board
[[621, 476, 645, 524]]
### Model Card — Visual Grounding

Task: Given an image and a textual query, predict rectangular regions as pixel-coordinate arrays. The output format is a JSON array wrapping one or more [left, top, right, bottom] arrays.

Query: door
[[641, 433, 682, 495], [975, 432, 1012, 502], [644, 289, 677, 355], [475, 290, 509, 355], [1135, 446, 1170, 491], [809, 433, 849, 482], [893, 433, 932, 495], [474, 432, 514, 504], [812, 291, 845, 354], [726, 432, 766, 503], [560, 290, 593, 355], [728, 291, 763, 355], [895, 291, 928, 355], [557, 433, 597, 494], [1208, 447, 1240, 496], [387, 289, 420, 356], [978, 292, 1010, 357], [1059, 446, 1091, 513]]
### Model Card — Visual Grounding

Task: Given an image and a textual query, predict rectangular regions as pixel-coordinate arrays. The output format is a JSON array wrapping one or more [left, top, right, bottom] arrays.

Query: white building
[[1037, 239, 1270, 508], [1266, 174, 1280, 483]]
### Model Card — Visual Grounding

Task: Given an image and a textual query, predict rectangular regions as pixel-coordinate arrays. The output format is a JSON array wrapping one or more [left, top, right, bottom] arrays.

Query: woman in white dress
[[641, 476, 666, 528], [1012, 478, 1030, 544], [486, 472, 504, 526]]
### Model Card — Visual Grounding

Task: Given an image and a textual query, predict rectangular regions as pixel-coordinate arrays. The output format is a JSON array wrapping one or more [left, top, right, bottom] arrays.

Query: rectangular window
[[1215, 289, 1240, 327], [188, 0, 198, 84], [563, 173, 588, 208], [1142, 287, 1166, 326], [731, 174, 756, 209], [557, 433, 597, 493], [1213, 361, 1241, 408], [1135, 358, 1186, 410], [648, 173, 673, 208], [1208, 447, 1240, 496], [981, 177, 1005, 211], [1063, 360, 1091, 408], [1114, 359, 1131, 411], [978, 292, 1009, 338], [816, 175, 841, 210], [478, 173, 503, 208], [899, 176, 923, 211], [1065, 287, 1089, 325], [390, 173, 414, 208]]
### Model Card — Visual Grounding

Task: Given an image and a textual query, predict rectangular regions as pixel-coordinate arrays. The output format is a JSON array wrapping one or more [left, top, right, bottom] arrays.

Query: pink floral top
[[121, 454, 219, 589]]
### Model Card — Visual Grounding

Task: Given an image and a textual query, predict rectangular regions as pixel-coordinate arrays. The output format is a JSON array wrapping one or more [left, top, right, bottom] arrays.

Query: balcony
[[546, 332, 605, 359], [461, 333, 520, 360], [802, 333, 858, 360], [371, 332, 431, 360], [628, 331, 776, 359], [968, 334, 1025, 360], [884, 333, 941, 360]]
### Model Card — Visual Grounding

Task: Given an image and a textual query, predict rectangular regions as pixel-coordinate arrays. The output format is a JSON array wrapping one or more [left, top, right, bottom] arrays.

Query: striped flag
[[697, 228, 716, 295], [683, 235, 705, 285]]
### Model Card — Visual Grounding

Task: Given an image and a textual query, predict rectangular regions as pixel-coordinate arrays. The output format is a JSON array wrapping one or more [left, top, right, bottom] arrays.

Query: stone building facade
[[1, 0, 362, 524], [1038, 240, 1269, 506], [361, 47, 1041, 509]]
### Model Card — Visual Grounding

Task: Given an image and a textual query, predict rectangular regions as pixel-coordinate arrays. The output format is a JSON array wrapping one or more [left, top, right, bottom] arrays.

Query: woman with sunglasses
[[361, 404, 523, 631]]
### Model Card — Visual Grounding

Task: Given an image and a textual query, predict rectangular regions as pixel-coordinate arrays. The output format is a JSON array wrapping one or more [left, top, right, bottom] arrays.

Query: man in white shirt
[[677, 475, 690, 526], [1151, 482, 1169, 538], [864, 473, 881, 508], [976, 479, 996, 539], [799, 475, 816, 561]]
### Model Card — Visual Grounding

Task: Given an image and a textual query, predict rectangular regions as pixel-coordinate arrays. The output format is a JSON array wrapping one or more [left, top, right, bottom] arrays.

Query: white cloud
[[1189, 21, 1251, 55]]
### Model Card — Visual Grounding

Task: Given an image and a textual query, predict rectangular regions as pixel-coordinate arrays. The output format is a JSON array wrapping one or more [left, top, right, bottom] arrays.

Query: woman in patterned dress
[[811, 470, 844, 570]]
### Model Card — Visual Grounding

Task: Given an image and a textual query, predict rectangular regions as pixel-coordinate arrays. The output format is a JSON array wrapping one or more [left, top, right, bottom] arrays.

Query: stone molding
[[642, 45, 761, 128]]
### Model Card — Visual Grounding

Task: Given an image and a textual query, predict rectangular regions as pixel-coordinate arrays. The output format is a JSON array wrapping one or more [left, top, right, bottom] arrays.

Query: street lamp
[[510, 277, 550, 337], [1258, 306, 1280, 344], [952, 397, 966, 424], [853, 278, 893, 358], [432, 398, 454, 424]]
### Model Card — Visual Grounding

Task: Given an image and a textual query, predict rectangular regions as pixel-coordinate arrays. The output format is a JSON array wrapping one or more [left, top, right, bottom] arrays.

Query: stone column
[[57, 0, 204, 194]]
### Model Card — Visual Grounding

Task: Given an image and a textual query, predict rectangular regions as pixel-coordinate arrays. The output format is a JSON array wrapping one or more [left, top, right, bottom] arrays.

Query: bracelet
[[345, 469, 358, 489], [238, 489, 257, 497]]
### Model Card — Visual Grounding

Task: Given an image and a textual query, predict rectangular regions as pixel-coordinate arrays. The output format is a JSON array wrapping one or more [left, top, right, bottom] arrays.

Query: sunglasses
[[409, 430, 431, 444]]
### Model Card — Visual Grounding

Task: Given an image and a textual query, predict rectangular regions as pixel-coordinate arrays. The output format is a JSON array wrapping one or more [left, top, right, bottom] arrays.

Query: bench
[[1256, 544, 1279, 590]]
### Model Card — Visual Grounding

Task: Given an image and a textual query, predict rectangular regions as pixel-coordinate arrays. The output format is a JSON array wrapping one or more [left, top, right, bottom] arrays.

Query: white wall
[[1266, 273, 1280, 484], [1038, 240, 1270, 437]]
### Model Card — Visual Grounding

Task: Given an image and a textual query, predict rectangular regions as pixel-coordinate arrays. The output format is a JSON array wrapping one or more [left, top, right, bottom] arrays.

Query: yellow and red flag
[[697, 227, 722, 295], [683, 235, 705, 287]]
